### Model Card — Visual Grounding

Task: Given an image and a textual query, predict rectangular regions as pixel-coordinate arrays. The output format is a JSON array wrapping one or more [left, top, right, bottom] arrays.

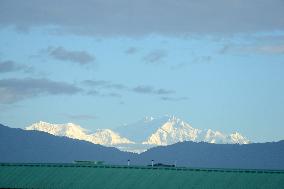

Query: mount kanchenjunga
[[26, 116, 249, 152], [142, 117, 249, 145], [26, 121, 134, 146]]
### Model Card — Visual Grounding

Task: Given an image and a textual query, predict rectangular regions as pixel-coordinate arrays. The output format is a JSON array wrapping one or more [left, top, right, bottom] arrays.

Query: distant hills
[[26, 115, 249, 153], [1, 123, 284, 169], [138, 141, 284, 170], [0, 123, 133, 164]]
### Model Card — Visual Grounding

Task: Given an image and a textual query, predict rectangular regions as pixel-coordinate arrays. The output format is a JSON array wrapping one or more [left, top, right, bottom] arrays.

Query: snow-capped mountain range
[[26, 122, 133, 145], [26, 115, 250, 153]]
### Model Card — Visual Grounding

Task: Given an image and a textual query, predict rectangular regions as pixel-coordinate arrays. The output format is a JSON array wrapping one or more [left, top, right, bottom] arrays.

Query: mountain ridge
[[0, 123, 134, 164], [26, 115, 250, 153], [1, 123, 284, 169], [27, 121, 134, 146]]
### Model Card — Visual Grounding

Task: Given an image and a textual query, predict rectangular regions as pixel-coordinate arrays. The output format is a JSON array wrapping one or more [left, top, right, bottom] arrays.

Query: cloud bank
[[45, 46, 95, 65], [83, 79, 180, 99], [0, 78, 185, 104], [0, 0, 283, 36], [0, 78, 81, 104], [0, 60, 32, 73], [143, 50, 167, 64]]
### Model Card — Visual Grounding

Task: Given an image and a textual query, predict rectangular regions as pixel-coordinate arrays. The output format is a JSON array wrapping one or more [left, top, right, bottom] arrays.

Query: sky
[[0, 0, 284, 142]]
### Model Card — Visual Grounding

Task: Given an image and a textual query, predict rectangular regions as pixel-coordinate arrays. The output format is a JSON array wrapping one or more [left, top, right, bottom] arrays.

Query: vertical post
[[127, 159, 130, 166], [151, 160, 154, 167]]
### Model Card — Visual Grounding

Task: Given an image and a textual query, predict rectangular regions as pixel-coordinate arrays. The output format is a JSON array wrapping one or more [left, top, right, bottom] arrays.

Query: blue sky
[[0, 0, 284, 142]]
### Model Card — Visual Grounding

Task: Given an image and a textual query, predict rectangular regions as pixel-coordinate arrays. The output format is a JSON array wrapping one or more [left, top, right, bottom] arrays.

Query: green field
[[0, 163, 283, 189]]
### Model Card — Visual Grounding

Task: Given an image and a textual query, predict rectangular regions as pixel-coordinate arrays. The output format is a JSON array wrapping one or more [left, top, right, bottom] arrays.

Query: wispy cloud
[[45, 46, 95, 65], [107, 92, 122, 98], [192, 56, 212, 64], [160, 96, 188, 102], [143, 50, 167, 64], [249, 45, 284, 54], [86, 90, 100, 96], [83, 79, 179, 99], [219, 44, 231, 54], [0, 78, 81, 104], [0, 60, 33, 73], [87, 90, 122, 98], [0, 77, 186, 103], [219, 44, 284, 55], [170, 63, 188, 70], [83, 80, 127, 90], [0, 0, 283, 36], [133, 85, 174, 95], [125, 47, 139, 55], [63, 114, 97, 120]]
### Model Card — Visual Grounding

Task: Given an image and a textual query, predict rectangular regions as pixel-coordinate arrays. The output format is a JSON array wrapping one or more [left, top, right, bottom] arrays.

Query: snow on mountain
[[142, 116, 200, 145], [201, 129, 228, 144], [26, 121, 88, 140], [26, 121, 134, 146], [26, 116, 250, 153], [142, 116, 250, 145], [230, 132, 250, 144], [114, 116, 170, 142], [91, 129, 134, 145]]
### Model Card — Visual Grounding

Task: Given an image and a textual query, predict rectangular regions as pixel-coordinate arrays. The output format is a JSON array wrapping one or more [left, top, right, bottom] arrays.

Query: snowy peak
[[167, 115, 181, 122], [114, 115, 170, 142], [91, 129, 134, 145], [201, 129, 228, 144], [27, 121, 89, 140], [142, 116, 250, 146], [143, 117, 200, 145], [26, 121, 134, 146], [26, 116, 250, 153], [230, 132, 250, 144], [200, 130, 250, 144]]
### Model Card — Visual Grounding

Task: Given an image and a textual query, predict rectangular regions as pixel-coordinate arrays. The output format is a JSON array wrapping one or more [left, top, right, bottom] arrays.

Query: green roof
[[0, 163, 283, 189]]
